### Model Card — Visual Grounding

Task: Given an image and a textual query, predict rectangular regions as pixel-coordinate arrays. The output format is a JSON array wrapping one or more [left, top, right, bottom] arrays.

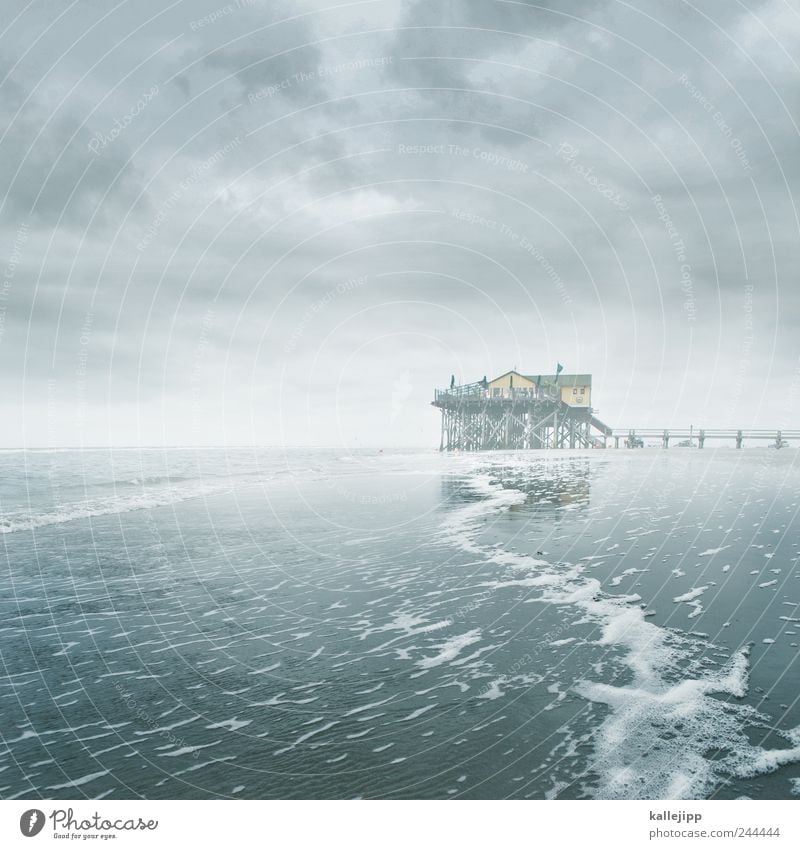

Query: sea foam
[[446, 460, 800, 799]]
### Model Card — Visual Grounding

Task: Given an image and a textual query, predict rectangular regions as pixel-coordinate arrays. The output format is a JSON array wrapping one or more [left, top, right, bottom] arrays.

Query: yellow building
[[435, 369, 605, 451], [546, 373, 591, 407], [487, 370, 535, 396], [486, 370, 591, 407]]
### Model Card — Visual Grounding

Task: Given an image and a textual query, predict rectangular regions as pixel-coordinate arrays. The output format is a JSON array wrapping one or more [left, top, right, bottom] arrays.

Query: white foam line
[[0, 482, 231, 535], [248, 662, 281, 675], [133, 716, 199, 736], [673, 586, 709, 603], [399, 704, 436, 721], [46, 770, 110, 790], [274, 721, 338, 755], [698, 545, 730, 557], [158, 741, 221, 757], [344, 696, 396, 716], [416, 629, 482, 669], [206, 718, 251, 732], [438, 461, 800, 800]]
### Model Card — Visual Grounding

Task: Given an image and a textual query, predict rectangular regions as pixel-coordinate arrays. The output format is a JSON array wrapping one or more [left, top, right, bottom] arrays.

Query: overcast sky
[[1, 0, 799, 447]]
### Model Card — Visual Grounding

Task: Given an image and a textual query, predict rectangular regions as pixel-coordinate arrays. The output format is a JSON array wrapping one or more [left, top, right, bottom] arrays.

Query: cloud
[[1, 0, 799, 445], [0, 73, 145, 229]]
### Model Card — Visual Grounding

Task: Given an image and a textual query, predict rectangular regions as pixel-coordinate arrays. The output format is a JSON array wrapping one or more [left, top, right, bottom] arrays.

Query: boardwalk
[[433, 374, 797, 451], [608, 428, 799, 449]]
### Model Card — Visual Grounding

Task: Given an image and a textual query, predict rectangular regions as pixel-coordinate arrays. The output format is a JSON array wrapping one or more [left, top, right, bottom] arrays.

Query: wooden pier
[[433, 371, 612, 451], [607, 428, 798, 449], [433, 371, 796, 451]]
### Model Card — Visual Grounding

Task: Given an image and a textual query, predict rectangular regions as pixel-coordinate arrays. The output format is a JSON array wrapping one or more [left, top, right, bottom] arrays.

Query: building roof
[[487, 369, 533, 383], [485, 370, 592, 387], [522, 373, 592, 387]]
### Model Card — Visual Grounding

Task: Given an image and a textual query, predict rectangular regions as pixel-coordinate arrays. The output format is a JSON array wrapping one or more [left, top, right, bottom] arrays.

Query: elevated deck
[[432, 383, 611, 451], [432, 376, 795, 451]]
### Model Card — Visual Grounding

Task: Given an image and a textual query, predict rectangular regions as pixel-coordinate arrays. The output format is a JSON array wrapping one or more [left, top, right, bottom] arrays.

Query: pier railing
[[434, 381, 485, 401], [434, 384, 559, 404], [608, 428, 800, 448]]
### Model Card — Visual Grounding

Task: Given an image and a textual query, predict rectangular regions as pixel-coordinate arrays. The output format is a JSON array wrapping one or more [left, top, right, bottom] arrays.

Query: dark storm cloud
[[1, 0, 799, 445], [387, 0, 603, 85], [200, 24, 328, 103], [0, 72, 145, 229]]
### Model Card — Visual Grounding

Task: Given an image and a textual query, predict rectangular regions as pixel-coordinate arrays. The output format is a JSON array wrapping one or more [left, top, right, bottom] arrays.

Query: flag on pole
[[555, 363, 563, 383]]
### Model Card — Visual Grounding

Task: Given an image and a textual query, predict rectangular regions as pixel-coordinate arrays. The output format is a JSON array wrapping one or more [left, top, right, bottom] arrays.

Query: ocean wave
[[0, 481, 232, 535], [446, 460, 800, 799]]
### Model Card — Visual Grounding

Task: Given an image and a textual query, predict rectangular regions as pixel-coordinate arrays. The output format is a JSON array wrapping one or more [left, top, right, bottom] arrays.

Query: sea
[[1, 446, 799, 800]]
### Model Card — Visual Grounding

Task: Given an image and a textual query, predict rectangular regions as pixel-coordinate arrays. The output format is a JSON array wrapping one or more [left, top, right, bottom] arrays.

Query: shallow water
[[1, 447, 799, 799]]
